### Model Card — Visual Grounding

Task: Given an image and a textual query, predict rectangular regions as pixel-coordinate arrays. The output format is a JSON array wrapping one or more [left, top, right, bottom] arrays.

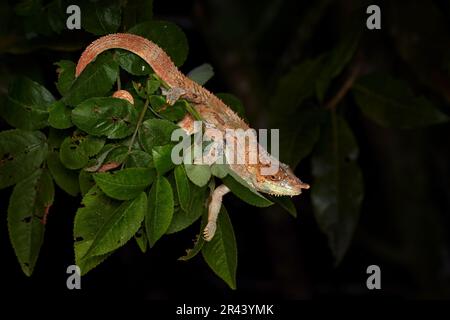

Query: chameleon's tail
[[75, 33, 183, 87]]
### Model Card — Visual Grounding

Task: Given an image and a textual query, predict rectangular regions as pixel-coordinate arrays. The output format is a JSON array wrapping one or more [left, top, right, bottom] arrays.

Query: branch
[[121, 98, 149, 169], [325, 61, 362, 111]]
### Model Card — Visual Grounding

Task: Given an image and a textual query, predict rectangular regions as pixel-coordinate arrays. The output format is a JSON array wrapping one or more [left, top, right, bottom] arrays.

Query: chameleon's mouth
[[264, 180, 310, 197]]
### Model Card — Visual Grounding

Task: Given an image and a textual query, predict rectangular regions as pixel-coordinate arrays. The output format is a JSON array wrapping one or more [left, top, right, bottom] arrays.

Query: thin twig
[[121, 99, 149, 169], [325, 62, 362, 111], [117, 75, 122, 91]]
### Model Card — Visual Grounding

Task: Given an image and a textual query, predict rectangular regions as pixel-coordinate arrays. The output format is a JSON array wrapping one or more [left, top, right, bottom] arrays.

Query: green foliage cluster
[[0, 0, 295, 289], [270, 27, 449, 265]]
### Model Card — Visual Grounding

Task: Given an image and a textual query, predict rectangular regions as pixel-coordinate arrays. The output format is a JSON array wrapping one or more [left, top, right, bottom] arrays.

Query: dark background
[[1, 0, 450, 300]]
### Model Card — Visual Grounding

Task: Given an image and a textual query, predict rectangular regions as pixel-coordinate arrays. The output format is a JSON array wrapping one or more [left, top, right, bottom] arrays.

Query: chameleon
[[75, 33, 310, 241]]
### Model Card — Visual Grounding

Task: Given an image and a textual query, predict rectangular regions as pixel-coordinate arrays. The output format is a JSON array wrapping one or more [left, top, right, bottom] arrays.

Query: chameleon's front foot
[[203, 184, 230, 241], [162, 87, 186, 105], [203, 220, 217, 242]]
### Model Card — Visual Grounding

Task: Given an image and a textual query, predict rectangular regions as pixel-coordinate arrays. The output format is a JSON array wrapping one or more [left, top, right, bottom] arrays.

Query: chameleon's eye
[[268, 174, 281, 181]]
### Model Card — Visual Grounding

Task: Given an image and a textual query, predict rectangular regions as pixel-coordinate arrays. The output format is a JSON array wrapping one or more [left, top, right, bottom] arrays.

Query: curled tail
[[75, 33, 184, 87]]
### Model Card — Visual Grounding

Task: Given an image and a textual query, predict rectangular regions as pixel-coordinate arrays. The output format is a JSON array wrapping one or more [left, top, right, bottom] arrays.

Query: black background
[[1, 0, 450, 300]]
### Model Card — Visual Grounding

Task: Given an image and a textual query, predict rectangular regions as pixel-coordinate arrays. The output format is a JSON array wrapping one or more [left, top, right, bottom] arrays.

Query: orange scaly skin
[[76, 34, 245, 132], [76, 33, 309, 240]]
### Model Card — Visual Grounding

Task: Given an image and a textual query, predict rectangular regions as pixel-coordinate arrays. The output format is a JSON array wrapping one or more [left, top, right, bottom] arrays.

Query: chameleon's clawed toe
[[162, 87, 186, 105], [203, 221, 217, 242]]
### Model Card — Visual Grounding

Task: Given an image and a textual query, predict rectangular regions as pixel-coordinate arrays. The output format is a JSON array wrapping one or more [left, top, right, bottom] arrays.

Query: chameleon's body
[[76, 33, 309, 241]]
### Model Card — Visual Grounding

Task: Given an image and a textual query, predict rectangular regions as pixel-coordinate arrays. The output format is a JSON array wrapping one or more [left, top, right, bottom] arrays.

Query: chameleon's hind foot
[[203, 184, 230, 241], [203, 221, 217, 242]]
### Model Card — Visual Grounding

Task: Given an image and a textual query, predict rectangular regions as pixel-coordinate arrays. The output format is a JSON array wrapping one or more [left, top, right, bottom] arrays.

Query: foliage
[[1, 0, 449, 292], [266, 5, 449, 265], [0, 0, 295, 289]]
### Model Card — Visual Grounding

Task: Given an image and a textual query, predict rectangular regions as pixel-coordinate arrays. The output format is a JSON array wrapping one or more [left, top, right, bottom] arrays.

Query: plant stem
[[117, 75, 121, 91], [325, 61, 361, 111], [121, 98, 149, 169], [186, 102, 203, 121]]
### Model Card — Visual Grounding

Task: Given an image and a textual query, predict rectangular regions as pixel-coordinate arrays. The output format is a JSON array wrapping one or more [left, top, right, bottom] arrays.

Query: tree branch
[[325, 61, 362, 111]]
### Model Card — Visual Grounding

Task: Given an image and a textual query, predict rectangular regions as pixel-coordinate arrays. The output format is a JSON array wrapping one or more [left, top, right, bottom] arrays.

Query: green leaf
[[316, 30, 361, 102], [274, 104, 325, 168], [202, 206, 237, 289], [85, 144, 121, 172], [47, 127, 66, 151], [79, 170, 95, 196], [48, 100, 72, 129], [222, 173, 273, 207], [174, 165, 190, 211], [14, 1, 53, 36], [94, 167, 156, 200], [184, 163, 212, 187], [82, 135, 106, 157], [115, 49, 152, 76], [139, 118, 179, 152], [160, 100, 188, 121], [134, 226, 148, 253], [148, 95, 187, 121], [83, 192, 147, 258], [270, 57, 324, 113], [211, 163, 229, 179], [353, 74, 449, 128], [146, 176, 174, 247], [1, 76, 55, 130], [152, 144, 175, 175], [8, 168, 54, 276], [268, 195, 297, 218], [311, 114, 364, 264], [47, 0, 66, 34], [59, 135, 105, 170], [129, 20, 189, 66], [122, 0, 153, 30], [88, 145, 154, 171], [55, 60, 76, 96], [47, 152, 80, 196], [269, 50, 326, 168], [122, 149, 154, 168], [72, 97, 139, 139], [188, 63, 214, 85], [149, 95, 166, 111], [0, 130, 48, 189], [74, 186, 118, 274], [146, 76, 161, 95], [131, 151, 154, 167], [81, 0, 121, 36], [216, 93, 247, 119], [167, 182, 207, 234], [178, 214, 207, 261], [15, 0, 41, 16], [63, 52, 119, 106]]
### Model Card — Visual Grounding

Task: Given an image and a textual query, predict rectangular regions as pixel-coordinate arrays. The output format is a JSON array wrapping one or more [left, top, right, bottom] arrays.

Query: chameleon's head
[[249, 162, 310, 197]]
